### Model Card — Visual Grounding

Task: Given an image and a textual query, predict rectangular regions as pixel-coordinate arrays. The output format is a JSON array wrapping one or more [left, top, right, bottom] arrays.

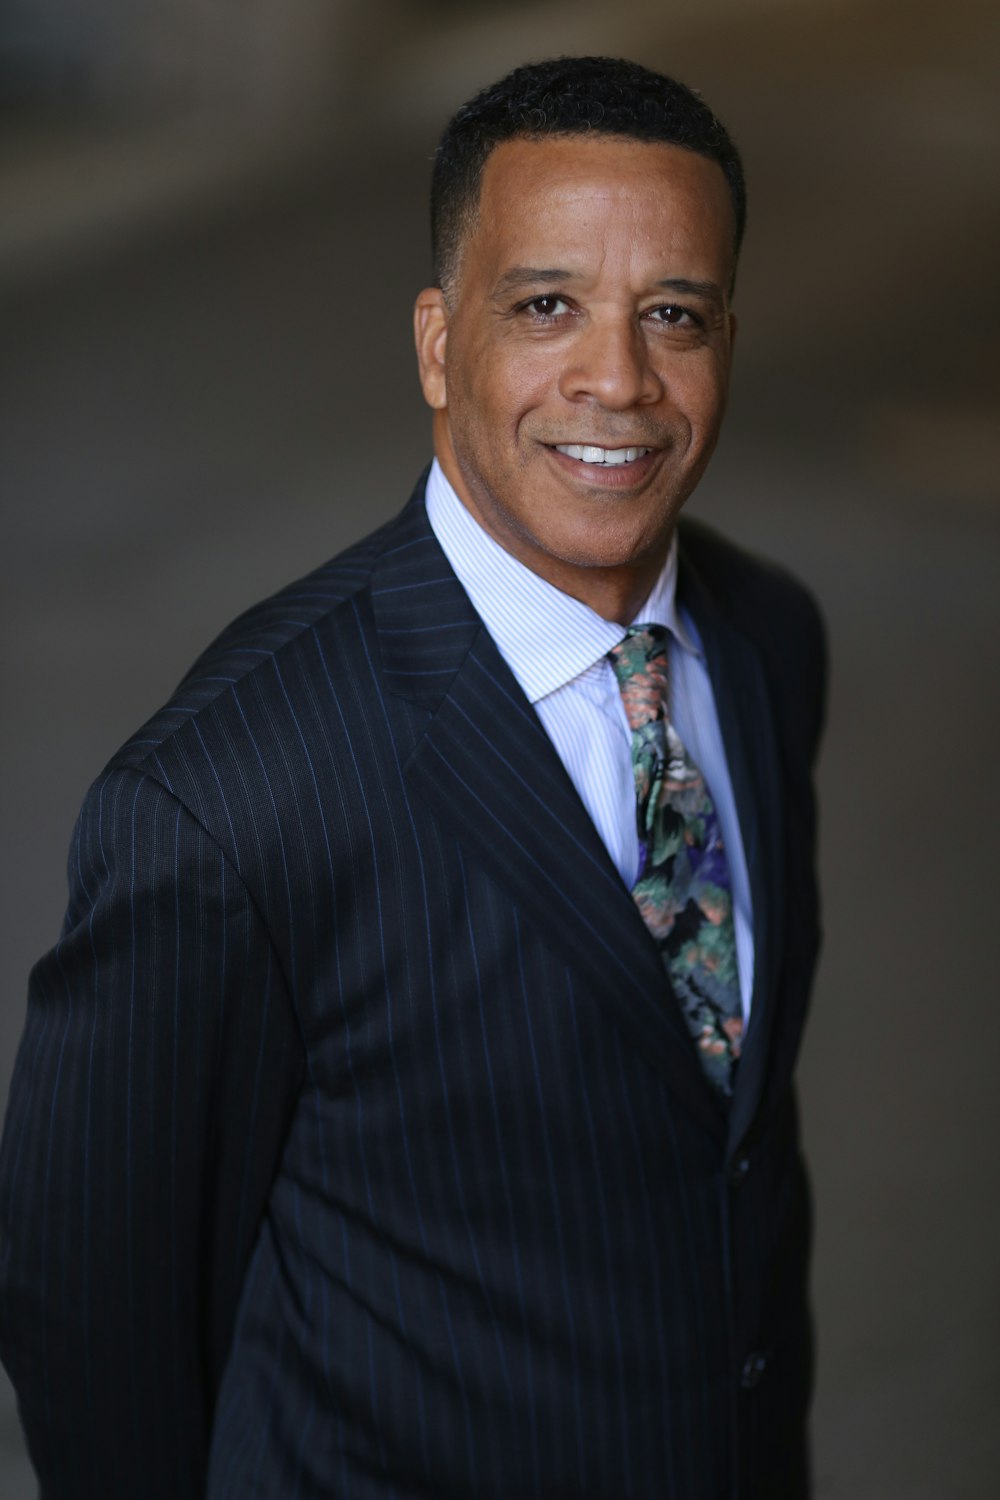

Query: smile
[[553, 444, 653, 466]]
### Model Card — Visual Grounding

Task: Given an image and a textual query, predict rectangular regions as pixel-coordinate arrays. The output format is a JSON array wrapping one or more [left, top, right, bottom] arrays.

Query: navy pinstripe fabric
[[0, 474, 825, 1498]]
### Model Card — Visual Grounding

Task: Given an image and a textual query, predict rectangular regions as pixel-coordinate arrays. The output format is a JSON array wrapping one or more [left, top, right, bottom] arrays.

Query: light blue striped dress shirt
[[425, 458, 754, 1019]]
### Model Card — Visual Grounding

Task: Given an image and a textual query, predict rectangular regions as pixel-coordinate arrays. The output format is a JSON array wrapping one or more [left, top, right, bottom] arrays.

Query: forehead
[[462, 133, 735, 285]]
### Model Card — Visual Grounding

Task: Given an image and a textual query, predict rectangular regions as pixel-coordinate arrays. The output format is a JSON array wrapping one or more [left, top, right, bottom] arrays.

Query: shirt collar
[[424, 458, 699, 705]]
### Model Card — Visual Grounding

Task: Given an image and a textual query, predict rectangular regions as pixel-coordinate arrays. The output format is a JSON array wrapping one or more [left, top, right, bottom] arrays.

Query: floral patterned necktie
[[609, 625, 743, 1096]]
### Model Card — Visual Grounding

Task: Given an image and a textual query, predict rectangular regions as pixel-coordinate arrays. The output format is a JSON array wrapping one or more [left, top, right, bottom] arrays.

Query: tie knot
[[608, 624, 670, 729]]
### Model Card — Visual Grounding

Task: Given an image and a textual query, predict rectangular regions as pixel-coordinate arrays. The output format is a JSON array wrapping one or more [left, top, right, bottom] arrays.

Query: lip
[[543, 442, 664, 489]]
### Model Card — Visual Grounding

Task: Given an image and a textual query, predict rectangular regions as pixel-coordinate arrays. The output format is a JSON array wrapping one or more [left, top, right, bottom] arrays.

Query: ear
[[414, 288, 449, 410]]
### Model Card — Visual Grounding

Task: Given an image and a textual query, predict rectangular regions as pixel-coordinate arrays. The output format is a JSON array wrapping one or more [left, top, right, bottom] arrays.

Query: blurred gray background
[[2, 0, 998, 1494]]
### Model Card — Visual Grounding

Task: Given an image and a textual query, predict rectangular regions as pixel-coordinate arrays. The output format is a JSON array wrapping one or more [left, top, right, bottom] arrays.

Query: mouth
[[552, 443, 654, 467], [544, 440, 663, 490]]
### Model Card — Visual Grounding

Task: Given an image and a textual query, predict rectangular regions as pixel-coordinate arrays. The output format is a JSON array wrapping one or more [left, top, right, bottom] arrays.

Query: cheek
[[679, 355, 730, 429], [459, 360, 546, 445]]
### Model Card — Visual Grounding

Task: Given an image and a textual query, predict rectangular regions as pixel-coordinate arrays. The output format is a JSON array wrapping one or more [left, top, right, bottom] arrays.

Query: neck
[[523, 554, 666, 626]]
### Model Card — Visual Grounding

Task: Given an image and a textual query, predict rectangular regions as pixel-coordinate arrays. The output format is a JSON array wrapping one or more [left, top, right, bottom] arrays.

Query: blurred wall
[[2, 0, 351, 121], [2, 2, 998, 1495]]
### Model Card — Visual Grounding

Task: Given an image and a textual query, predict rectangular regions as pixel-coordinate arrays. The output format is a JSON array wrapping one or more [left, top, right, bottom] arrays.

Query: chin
[[541, 536, 667, 576], [560, 515, 679, 566]]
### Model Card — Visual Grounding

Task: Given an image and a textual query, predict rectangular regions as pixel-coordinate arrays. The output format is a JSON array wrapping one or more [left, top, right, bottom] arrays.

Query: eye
[[648, 303, 701, 328], [521, 294, 571, 319]]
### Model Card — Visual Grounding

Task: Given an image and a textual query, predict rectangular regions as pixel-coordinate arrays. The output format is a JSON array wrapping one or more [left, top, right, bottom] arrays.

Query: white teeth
[[554, 444, 651, 466]]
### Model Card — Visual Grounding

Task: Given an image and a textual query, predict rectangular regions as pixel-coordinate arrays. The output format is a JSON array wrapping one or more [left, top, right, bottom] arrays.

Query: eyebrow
[[491, 267, 577, 297], [491, 269, 726, 303], [656, 277, 725, 304]]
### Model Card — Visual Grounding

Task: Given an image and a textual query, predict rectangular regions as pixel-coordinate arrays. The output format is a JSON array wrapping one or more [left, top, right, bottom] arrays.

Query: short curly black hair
[[431, 56, 746, 295]]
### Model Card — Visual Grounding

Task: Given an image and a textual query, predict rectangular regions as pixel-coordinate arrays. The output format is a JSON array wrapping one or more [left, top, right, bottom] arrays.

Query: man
[[0, 56, 825, 1499]]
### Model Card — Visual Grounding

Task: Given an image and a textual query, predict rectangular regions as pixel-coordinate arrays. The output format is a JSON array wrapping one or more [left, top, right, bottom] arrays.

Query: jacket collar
[[372, 478, 783, 1149]]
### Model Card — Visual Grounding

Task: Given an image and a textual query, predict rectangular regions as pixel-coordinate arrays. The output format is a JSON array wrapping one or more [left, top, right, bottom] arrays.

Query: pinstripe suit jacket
[[0, 473, 826, 1499]]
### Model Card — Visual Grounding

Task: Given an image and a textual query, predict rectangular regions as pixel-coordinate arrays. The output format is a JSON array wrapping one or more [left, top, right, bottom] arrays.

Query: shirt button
[[728, 1154, 751, 1187], [741, 1352, 768, 1389]]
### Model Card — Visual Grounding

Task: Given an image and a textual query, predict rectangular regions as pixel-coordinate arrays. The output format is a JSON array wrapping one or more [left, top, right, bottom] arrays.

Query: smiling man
[[0, 57, 826, 1500]]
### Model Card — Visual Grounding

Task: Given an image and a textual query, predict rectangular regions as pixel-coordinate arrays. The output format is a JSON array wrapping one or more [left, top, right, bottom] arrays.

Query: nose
[[557, 313, 663, 410]]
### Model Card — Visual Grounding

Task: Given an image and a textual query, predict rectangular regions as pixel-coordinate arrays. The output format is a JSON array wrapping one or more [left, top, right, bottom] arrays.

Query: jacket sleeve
[[0, 765, 304, 1497]]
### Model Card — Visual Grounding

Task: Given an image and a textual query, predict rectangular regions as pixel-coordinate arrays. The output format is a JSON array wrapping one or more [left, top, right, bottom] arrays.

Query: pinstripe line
[[372, 575, 457, 596], [0, 994, 44, 1342], [719, 1173, 740, 1497], [611, 1029, 679, 1498], [209, 1375, 246, 1494], [213, 1240, 272, 1499], [282, 1224, 317, 1490], [41, 952, 72, 1477], [381, 534, 438, 557], [191, 721, 242, 873], [465, 654, 538, 725], [249, 1258, 293, 1494], [512, 910, 587, 1490], [170, 800, 183, 1489], [457, 845, 542, 1498], [231, 692, 298, 981], [334, 1215, 354, 1497], [660, 1078, 714, 1471], [273, 657, 354, 1315], [366, 1315, 395, 1496], [215, 840, 227, 1146], [125, 776, 142, 1453], [565, 965, 628, 1493], [390, 666, 455, 677], [234, 943, 274, 1261], [380, 620, 474, 634], [291, 1399, 317, 1500], [280, 583, 364, 599], [77, 809, 100, 1471]]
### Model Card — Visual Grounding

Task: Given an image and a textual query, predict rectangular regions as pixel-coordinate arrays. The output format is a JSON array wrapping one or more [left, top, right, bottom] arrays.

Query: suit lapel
[[677, 537, 786, 1150], [373, 488, 725, 1140]]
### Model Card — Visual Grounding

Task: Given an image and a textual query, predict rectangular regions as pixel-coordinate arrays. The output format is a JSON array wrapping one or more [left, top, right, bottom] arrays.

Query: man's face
[[415, 133, 737, 613]]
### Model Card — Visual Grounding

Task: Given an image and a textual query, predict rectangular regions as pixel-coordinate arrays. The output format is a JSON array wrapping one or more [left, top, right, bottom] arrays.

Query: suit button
[[741, 1352, 767, 1389], [728, 1154, 751, 1187]]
